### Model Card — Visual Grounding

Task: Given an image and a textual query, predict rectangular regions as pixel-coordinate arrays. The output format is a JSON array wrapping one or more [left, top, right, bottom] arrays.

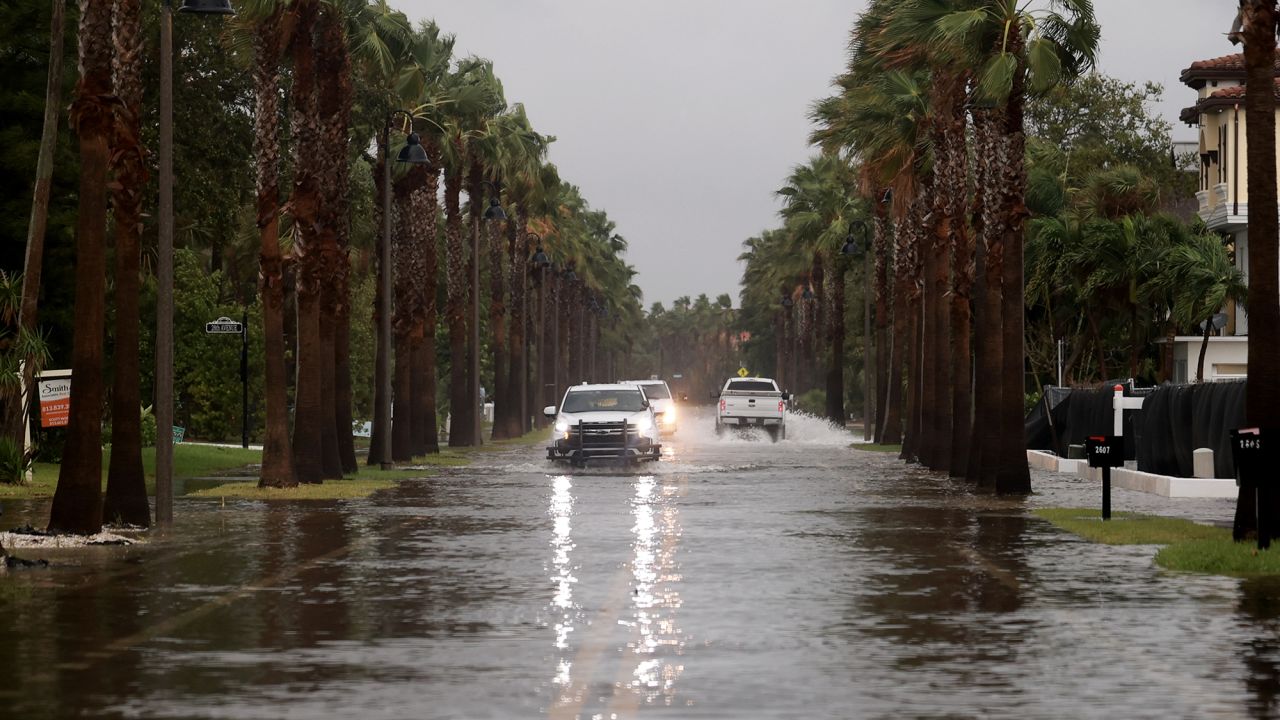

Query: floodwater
[[1, 409, 1278, 718]]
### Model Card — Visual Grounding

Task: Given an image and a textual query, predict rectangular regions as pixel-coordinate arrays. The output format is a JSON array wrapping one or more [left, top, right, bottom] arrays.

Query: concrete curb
[[1027, 450, 1238, 499]]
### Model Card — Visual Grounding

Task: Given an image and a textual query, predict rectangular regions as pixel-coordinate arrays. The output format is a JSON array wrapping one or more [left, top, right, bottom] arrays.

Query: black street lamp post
[[157, 0, 234, 526], [476, 181, 505, 442], [374, 113, 429, 468], [529, 235, 550, 423]]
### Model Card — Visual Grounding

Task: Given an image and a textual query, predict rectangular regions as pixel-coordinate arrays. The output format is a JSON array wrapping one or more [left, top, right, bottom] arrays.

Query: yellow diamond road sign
[[737, 367, 749, 378]]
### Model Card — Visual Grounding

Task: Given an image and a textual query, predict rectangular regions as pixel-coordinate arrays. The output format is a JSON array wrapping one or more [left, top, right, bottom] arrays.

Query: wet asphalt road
[[2, 408, 1280, 718]]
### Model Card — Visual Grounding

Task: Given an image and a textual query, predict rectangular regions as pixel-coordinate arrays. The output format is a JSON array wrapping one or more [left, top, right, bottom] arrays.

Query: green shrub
[[0, 437, 32, 485], [102, 405, 158, 449], [794, 389, 826, 416]]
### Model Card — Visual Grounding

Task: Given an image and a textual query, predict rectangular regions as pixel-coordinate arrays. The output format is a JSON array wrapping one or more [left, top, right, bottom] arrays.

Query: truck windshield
[[726, 380, 776, 392], [563, 390, 647, 413], [638, 383, 671, 399]]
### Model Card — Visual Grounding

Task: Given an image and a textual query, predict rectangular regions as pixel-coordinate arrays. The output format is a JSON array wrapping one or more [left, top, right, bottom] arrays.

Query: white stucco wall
[[1171, 336, 1249, 383]]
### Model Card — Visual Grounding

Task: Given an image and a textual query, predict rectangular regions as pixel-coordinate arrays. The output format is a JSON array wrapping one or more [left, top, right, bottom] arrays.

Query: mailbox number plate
[[1086, 435, 1124, 469]]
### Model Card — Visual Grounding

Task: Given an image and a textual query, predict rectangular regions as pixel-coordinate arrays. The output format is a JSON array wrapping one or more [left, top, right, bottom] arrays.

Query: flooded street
[[2, 409, 1279, 718]]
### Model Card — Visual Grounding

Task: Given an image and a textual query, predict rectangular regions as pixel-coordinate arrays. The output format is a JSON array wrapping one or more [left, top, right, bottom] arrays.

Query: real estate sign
[[37, 370, 71, 428]]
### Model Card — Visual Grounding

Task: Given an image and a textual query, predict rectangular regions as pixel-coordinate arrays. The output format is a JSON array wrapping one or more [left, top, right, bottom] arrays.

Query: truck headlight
[[554, 419, 569, 434], [634, 416, 653, 434], [663, 406, 677, 424]]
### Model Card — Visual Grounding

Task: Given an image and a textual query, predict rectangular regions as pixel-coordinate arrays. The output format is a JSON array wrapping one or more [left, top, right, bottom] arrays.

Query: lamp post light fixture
[[374, 111, 430, 469], [840, 219, 874, 442], [482, 180, 507, 221], [156, 0, 234, 527]]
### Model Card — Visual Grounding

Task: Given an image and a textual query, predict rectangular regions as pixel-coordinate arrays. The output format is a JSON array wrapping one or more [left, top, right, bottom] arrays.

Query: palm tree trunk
[[420, 144, 443, 454], [50, 0, 112, 534], [392, 170, 425, 461], [288, 0, 324, 484], [445, 155, 471, 446], [318, 311, 343, 476], [488, 210, 509, 440], [824, 253, 845, 423], [368, 152, 388, 467], [994, 41, 1032, 495], [466, 161, 484, 443], [250, 7, 291, 481], [9, 0, 65, 445], [919, 201, 941, 469], [1197, 320, 1212, 382], [882, 223, 907, 445], [334, 310, 357, 473], [899, 195, 926, 461], [941, 76, 972, 478], [504, 209, 528, 438], [972, 107, 1003, 490], [1237, 0, 1280, 540], [103, 0, 149, 526], [873, 207, 894, 443], [315, 4, 350, 480]]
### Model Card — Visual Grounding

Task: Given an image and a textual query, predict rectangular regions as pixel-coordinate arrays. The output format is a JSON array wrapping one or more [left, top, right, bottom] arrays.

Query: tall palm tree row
[[738, 0, 1101, 494], [39, 0, 644, 530]]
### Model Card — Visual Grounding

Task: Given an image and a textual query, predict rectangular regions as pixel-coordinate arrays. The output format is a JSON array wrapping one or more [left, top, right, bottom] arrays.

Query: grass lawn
[[186, 428, 548, 501], [1155, 540, 1280, 577], [1036, 507, 1280, 577], [1033, 508, 1227, 545], [853, 443, 902, 453], [0, 444, 263, 501]]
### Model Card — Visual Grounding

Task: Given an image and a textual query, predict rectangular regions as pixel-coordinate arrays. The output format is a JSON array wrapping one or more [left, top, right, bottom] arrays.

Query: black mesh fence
[[1025, 381, 1246, 478], [1133, 381, 1245, 478], [1025, 383, 1142, 460]]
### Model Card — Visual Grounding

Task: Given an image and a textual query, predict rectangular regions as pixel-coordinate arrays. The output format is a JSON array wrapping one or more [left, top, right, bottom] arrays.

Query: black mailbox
[[1231, 428, 1266, 485], [1086, 435, 1124, 469]]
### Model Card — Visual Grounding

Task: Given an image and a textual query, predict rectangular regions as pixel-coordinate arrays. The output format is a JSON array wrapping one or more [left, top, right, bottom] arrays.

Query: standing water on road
[[0, 407, 1276, 718]]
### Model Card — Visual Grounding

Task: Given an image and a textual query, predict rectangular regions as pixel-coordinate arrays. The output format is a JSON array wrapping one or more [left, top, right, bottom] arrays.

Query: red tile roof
[[1187, 53, 1245, 72], [1181, 78, 1280, 124], [1181, 53, 1280, 87]]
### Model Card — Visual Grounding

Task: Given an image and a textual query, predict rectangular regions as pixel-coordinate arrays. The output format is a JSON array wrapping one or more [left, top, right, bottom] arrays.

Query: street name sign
[[205, 316, 244, 334]]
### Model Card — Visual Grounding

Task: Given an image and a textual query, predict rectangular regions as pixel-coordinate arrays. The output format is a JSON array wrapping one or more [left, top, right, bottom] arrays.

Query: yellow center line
[[549, 561, 635, 720]]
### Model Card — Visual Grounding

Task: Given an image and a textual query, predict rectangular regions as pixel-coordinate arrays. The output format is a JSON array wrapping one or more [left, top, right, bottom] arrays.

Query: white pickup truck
[[711, 377, 790, 441]]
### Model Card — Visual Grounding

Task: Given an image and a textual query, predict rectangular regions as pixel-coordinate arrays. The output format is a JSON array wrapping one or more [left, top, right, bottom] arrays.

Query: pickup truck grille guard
[[549, 420, 657, 464]]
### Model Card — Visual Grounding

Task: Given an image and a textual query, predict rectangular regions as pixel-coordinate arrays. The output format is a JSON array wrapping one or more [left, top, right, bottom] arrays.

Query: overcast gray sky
[[400, 1, 1237, 308]]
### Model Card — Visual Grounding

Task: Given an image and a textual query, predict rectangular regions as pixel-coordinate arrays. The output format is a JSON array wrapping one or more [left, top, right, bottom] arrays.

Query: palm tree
[[236, 2, 295, 489], [399, 20, 455, 457], [439, 58, 500, 447], [777, 154, 859, 424], [49, 0, 113, 534], [936, 0, 1099, 493], [287, 0, 327, 484], [103, 0, 150, 525], [1160, 234, 1248, 382], [1231, 1, 1280, 541]]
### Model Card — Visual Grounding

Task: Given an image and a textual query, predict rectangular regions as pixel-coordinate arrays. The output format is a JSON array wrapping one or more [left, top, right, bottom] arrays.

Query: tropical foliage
[[3, 0, 644, 531]]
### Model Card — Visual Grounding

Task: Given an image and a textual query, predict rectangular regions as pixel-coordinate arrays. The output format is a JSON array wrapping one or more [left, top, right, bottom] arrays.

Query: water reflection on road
[[0, 409, 1278, 717]]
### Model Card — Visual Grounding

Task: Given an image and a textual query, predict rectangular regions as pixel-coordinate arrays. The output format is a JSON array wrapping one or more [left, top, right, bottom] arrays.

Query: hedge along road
[[0, 408, 1275, 718]]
